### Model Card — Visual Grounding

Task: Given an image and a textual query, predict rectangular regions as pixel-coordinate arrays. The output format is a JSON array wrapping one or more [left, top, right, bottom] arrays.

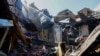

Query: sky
[[25, 0, 100, 16]]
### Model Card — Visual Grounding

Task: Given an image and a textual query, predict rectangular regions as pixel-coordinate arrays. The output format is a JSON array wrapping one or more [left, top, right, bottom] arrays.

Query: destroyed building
[[0, 0, 100, 56], [54, 8, 100, 56]]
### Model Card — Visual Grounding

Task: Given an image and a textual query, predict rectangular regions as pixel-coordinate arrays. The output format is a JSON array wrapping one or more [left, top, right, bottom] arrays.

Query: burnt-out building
[[54, 7, 100, 47], [56, 8, 100, 56]]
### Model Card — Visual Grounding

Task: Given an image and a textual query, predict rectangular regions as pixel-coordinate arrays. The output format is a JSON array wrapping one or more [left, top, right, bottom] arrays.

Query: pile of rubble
[[0, 0, 100, 56]]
